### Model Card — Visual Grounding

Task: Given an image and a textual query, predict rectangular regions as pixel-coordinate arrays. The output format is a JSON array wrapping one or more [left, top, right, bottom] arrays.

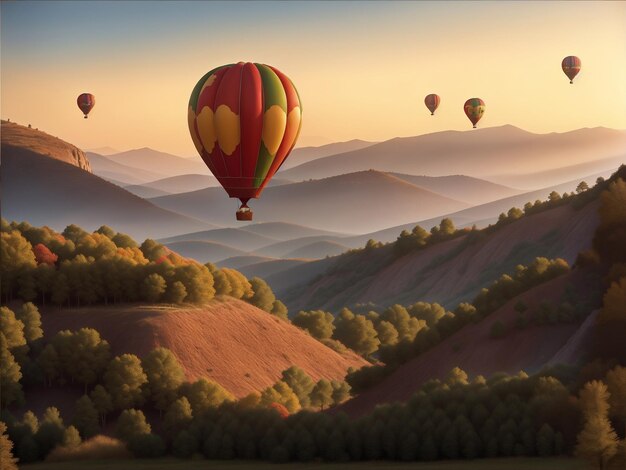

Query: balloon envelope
[[464, 98, 485, 128], [562, 56, 581, 84], [188, 62, 302, 217], [77, 93, 95, 118], [424, 94, 440, 115]]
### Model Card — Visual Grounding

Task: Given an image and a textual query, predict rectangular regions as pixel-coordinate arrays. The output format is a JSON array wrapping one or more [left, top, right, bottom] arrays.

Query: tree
[[72, 395, 99, 439], [248, 277, 276, 312], [446, 367, 469, 386], [141, 273, 167, 303], [579, 381, 611, 419], [549, 191, 561, 203], [16, 303, 42, 343], [333, 308, 380, 357], [166, 281, 187, 303], [35, 407, 65, 457], [331, 380, 351, 405], [292, 310, 335, 340], [599, 277, 626, 323], [103, 354, 148, 409], [128, 432, 165, 458], [0, 307, 26, 350], [142, 347, 185, 415], [536, 423, 555, 456], [62, 425, 82, 448], [281, 367, 315, 408], [439, 218, 456, 235], [605, 366, 626, 443], [37, 344, 60, 387], [89, 385, 113, 426], [163, 397, 193, 438], [310, 379, 333, 410], [575, 416, 618, 469], [173, 430, 198, 458], [576, 181, 590, 193], [115, 409, 151, 443], [260, 381, 300, 413], [0, 421, 18, 470], [1, 230, 37, 301], [0, 333, 23, 408], [32, 243, 58, 266], [375, 320, 399, 346], [179, 378, 233, 415], [271, 300, 288, 320], [95, 225, 116, 238], [379, 304, 422, 342]]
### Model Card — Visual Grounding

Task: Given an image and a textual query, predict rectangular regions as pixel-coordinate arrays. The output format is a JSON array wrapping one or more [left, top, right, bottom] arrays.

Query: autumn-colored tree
[[140, 273, 167, 303], [165, 281, 187, 303], [32, 243, 58, 265], [0, 333, 23, 407], [446, 367, 469, 386], [0, 421, 19, 470], [271, 300, 288, 320], [260, 381, 300, 413], [16, 302, 42, 343], [605, 366, 626, 443], [248, 277, 276, 312], [1, 231, 36, 301], [0, 307, 26, 350]]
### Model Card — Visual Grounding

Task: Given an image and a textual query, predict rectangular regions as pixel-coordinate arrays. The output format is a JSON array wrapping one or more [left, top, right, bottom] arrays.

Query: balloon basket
[[84, 116, 88, 119], [236, 209, 253, 221]]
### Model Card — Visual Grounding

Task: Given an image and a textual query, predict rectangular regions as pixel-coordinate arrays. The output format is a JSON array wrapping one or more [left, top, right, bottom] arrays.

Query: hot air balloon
[[562, 56, 581, 84], [188, 62, 302, 221], [424, 94, 440, 116], [464, 98, 485, 129], [77, 93, 95, 119]]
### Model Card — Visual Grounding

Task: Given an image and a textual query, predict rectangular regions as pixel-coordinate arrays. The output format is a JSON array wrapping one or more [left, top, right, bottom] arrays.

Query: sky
[[2, 1, 626, 156]]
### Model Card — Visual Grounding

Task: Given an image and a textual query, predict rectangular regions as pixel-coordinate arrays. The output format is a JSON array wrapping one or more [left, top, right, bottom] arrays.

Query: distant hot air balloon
[[424, 94, 440, 116], [464, 98, 485, 129], [77, 93, 95, 119], [562, 56, 581, 84], [188, 62, 302, 221]]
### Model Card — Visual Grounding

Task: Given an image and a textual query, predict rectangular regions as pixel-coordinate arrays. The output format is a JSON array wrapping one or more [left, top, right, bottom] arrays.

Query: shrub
[[45, 435, 130, 462], [127, 433, 166, 458]]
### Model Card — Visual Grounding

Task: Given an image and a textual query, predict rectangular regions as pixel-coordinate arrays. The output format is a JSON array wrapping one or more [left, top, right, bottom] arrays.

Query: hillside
[[282, 139, 376, 169], [337, 270, 593, 416], [284, 240, 350, 259], [105, 147, 209, 176], [279, 126, 626, 185], [1, 120, 91, 171], [163, 240, 248, 263], [389, 173, 523, 205], [2, 144, 212, 240], [280, 197, 599, 312], [40, 298, 368, 397], [125, 174, 219, 195], [159, 228, 279, 252], [236, 258, 312, 280], [239, 222, 348, 241], [87, 151, 165, 185], [150, 170, 470, 233]]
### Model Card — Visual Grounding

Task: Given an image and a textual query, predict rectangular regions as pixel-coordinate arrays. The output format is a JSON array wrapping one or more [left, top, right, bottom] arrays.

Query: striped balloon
[[562, 56, 581, 84], [424, 94, 440, 115], [188, 62, 302, 219], [77, 93, 95, 119], [464, 98, 485, 128]]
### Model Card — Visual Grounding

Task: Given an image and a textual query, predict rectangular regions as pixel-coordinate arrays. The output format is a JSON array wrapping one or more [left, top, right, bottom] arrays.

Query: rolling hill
[[337, 269, 594, 416], [279, 195, 599, 313], [282, 139, 376, 169], [159, 228, 278, 253], [2, 120, 91, 171], [105, 147, 210, 176], [162, 240, 248, 263], [239, 222, 348, 241], [39, 298, 369, 398], [279, 126, 626, 186], [87, 151, 165, 185], [1, 124, 213, 239], [125, 174, 219, 196], [234, 258, 313, 280], [150, 170, 470, 233]]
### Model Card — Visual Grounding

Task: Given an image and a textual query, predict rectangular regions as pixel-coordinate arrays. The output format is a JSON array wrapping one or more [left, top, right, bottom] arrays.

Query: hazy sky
[[2, 1, 625, 156]]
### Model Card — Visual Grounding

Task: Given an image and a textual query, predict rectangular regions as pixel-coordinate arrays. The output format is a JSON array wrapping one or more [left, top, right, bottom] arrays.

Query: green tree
[[1, 231, 36, 301], [536, 423, 555, 456], [35, 407, 64, 457], [72, 395, 99, 439], [599, 277, 626, 323], [248, 277, 275, 312], [379, 304, 423, 342], [375, 320, 399, 346], [310, 379, 333, 410], [163, 397, 193, 438], [172, 429, 198, 458], [115, 409, 151, 443], [576, 181, 590, 193], [179, 378, 233, 414], [166, 281, 187, 303], [15, 303, 42, 343], [37, 344, 60, 387], [292, 310, 335, 340], [333, 308, 380, 357], [142, 347, 185, 415], [128, 432, 165, 458], [141, 273, 167, 303], [0, 307, 26, 350], [0, 333, 23, 408], [89, 385, 113, 426], [271, 300, 288, 320], [549, 191, 561, 203], [0, 421, 19, 470], [281, 366, 315, 408], [103, 354, 147, 409], [331, 380, 351, 405]]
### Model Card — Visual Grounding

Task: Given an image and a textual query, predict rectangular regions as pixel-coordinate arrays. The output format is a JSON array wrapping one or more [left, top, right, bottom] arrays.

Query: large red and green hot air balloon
[[77, 93, 95, 119], [562, 56, 581, 84], [424, 94, 440, 116], [464, 98, 485, 129], [188, 62, 302, 221]]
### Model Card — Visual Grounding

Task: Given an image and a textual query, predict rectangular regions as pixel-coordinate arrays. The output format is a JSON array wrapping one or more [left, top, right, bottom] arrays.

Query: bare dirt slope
[[338, 270, 590, 416], [40, 297, 368, 397], [285, 199, 599, 312], [1, 120, 91, 171]]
